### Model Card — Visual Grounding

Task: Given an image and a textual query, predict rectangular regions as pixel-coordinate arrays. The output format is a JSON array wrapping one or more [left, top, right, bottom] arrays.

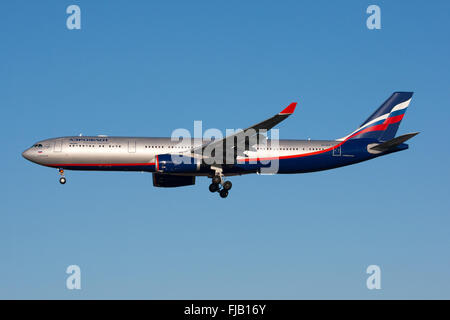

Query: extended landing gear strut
[[58, 168, 66, 185], [208, 167, 232, 198]]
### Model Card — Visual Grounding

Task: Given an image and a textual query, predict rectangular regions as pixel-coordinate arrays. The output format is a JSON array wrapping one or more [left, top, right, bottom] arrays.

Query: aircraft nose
[[22, 148, 32, 161]]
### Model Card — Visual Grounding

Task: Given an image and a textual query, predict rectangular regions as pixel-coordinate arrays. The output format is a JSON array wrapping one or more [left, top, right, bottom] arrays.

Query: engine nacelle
[[153, 173, 195, 188], [156, 154, 200, 173]]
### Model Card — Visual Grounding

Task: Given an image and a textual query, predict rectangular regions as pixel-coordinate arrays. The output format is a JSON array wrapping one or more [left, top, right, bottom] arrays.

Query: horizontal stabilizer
[[369, 132, 420, 152]]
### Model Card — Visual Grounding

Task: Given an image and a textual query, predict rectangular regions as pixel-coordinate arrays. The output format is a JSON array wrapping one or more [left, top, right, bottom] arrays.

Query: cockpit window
[[33, 144, 43, 148]]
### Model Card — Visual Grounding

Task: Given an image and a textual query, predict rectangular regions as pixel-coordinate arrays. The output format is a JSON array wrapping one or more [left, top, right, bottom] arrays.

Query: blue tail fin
[[339, 92, 413, 142]]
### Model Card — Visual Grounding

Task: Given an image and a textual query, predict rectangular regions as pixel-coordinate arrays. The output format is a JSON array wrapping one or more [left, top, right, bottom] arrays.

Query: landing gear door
[[128, 140, 136, 153], [54, 139, 62, 152], [332, 145, 341, 156]]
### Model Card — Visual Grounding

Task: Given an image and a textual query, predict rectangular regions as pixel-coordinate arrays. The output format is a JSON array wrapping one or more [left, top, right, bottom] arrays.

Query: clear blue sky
[[1, 0, 449, 299]]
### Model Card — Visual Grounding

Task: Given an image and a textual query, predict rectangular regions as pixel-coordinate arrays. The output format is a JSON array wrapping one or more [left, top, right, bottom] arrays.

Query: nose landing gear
[[58, 168, 66, 184]]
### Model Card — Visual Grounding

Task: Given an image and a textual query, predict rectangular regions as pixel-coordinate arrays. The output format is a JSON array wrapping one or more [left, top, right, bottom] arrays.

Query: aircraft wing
[[191, 102, 297, 162]]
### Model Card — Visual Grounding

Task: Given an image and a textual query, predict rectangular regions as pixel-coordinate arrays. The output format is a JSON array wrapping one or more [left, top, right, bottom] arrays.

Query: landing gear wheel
[[209, 183, 219, 193], [219, 189, 229, 198], [223, 181, 232, 190], [59, 177, 66, 184], [212, 175, 221, 185]]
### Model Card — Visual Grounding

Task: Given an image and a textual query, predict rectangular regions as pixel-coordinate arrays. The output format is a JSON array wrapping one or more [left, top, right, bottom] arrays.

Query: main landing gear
[[58, 168, 66, 184], [208, 169, 232, 198]]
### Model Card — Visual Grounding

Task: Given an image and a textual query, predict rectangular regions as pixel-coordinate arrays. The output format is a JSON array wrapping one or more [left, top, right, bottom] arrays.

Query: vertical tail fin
[[338, 92, 413, 142]]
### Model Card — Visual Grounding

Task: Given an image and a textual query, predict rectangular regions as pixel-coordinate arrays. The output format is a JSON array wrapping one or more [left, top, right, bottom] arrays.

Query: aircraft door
[[54, 139, 62, 152], [128, 140, 136, 153], [332, 145, 341, 156]]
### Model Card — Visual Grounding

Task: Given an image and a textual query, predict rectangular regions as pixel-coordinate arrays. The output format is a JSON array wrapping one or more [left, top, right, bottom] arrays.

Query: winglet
[[279, 102, 297, 115]]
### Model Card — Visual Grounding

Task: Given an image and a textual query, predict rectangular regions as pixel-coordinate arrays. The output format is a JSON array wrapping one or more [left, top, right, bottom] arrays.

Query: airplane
[[22, 92, 418, 198]]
